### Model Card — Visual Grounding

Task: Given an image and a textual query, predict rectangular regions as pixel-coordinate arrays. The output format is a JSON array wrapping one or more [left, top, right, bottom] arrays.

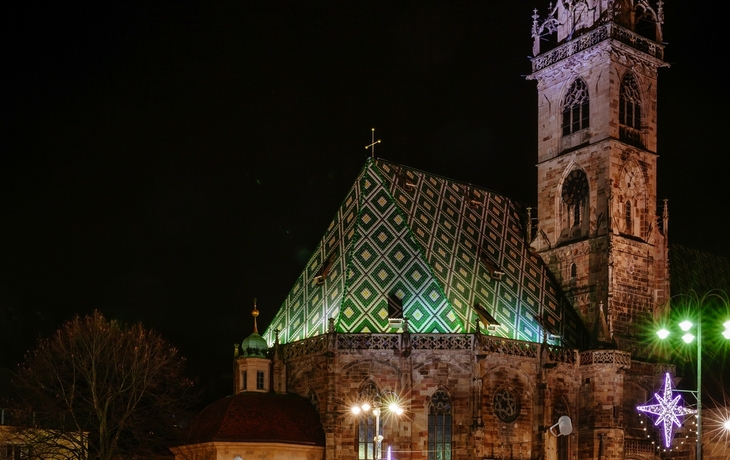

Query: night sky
[[2, 1, 728, 401]]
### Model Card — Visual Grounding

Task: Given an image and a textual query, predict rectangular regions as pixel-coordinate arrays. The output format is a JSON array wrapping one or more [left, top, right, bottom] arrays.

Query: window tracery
[[559, 169, 589, 242], [619, 73, 642, 145], [617, 161, 646, 238], [428, 389, 452, 460], [562, 79, 590, 136], [493, 388, 520, 423], [356, 382, 381, 460]]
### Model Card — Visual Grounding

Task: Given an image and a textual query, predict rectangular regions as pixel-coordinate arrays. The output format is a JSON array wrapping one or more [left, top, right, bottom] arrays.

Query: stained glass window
[[428, 390, 452, 460]]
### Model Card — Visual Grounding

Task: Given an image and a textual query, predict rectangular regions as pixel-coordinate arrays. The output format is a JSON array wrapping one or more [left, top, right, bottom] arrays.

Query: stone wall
[[280, 334, 678, 460]]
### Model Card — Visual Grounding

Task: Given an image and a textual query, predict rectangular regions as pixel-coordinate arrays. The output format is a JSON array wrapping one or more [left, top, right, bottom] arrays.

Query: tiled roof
[[186, 392, 324, 445], [264, 159, 589, 348]]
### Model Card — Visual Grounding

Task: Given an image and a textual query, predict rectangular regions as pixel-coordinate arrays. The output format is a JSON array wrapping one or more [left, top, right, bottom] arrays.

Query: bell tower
[[528, 1, 670, 354]]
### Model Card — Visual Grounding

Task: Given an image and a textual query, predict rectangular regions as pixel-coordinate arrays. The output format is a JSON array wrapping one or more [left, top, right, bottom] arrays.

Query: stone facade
[[274, 331, 680, 460], [529, 4, 670, 355], [253, 2, 706, 460]]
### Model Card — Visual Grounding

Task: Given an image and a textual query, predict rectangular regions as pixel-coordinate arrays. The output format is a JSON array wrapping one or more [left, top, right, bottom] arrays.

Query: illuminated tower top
[[531, 0, 664, 57]]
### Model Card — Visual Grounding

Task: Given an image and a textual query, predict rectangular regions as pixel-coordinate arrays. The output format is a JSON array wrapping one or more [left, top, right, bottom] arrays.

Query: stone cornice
[[529, 23, 665, 77]]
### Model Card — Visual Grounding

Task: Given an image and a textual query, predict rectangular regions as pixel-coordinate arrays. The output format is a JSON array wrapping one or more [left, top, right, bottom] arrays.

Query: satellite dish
[[549, 415, 573, 437]]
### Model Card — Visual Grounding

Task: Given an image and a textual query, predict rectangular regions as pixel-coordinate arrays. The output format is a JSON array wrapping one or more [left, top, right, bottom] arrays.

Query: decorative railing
[[531, 23, 664, 72], [626, 360, 655, 375], [478, 335, 539, 358], [411, 334, 472, 350], [579, 349, 632, 367], [624, 439, 655, 456], [547, 345, 577, 364], [283, 335, 328, 360], [281, 332, 576, 364], [337, 333, 400, 350], [613, 25, 663, 59], [627, 360, 675, 376]]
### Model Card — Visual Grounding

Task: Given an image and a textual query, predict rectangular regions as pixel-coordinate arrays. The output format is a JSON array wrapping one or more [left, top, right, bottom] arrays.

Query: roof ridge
[[374, 157, 524, 204]]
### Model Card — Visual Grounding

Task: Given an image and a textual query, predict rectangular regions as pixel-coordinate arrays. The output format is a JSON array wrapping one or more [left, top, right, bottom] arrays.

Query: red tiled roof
[[186, 392, 325, 446]]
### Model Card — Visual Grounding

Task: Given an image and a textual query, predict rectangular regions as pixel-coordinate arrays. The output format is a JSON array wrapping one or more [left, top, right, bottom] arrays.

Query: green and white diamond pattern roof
[[263, 159, 587, 347]]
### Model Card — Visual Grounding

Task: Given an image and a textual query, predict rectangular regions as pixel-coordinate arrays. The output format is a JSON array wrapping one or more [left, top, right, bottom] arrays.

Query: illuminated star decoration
[[636, 372, 697, 448]]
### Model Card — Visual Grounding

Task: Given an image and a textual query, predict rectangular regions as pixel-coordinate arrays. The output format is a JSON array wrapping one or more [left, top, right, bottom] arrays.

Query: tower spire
[[252, 298, 259, 334]]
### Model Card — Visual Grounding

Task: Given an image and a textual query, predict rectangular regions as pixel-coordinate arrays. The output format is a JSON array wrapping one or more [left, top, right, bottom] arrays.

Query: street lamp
[[351, 396, 403, 460], [655, 290, 730, 460]]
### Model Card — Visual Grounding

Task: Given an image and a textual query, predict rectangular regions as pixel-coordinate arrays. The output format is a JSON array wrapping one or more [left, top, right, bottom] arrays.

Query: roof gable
[[264, 159, 588, 347]]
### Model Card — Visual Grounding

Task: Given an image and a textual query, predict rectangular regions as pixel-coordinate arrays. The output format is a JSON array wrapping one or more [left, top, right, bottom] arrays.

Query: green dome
[[241, 332, 268, 358]]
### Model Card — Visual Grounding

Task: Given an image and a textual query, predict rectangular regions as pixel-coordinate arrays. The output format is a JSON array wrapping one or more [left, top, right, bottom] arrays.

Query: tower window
[[242, 371, 247, 390], [570, 263, 577, 281], [619, 73, 642, 145], [625, 200, 632, 234], [562, 79, 590, 136], [256, 370, 265, 390], [428, 389, 452, 460], [561, 170, 589, 227]]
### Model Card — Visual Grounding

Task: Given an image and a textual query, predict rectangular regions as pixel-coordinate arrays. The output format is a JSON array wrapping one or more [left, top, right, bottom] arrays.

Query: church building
[[180, 2, 730, 460]]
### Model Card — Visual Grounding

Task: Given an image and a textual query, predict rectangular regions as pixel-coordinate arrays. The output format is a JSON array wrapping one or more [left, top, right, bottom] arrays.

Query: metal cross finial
[[365, 128, 381, 159]]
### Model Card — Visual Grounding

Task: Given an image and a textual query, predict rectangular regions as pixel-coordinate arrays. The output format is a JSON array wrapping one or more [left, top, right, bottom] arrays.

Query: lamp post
[[351, 397, 404, 460], [656, 290, 730, 460]]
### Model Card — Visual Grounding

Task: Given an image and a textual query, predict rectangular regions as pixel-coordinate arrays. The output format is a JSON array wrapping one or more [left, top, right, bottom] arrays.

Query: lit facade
[[220, 2, 723, 460]]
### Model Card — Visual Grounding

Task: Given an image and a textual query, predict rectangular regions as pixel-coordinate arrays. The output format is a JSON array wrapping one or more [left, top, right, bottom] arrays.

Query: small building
[[174, 304, 325, 460]]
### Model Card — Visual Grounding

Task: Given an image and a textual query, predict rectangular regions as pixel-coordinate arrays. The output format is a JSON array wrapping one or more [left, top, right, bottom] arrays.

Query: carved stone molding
[[579, 349, 631, 368], [530, 23, 664, 76]]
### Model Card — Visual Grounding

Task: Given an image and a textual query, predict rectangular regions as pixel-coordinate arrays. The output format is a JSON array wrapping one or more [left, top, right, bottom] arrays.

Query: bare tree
[[12, 311, 196, 460]]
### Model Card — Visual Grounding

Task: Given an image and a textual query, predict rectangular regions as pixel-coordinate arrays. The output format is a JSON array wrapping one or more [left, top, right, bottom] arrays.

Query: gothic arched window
[[428, 390, 452, 460], [562, 79, 590, 136], [619, 73, 642, 144], [561, 169, 589, 228], [356, 383, 382, 460]]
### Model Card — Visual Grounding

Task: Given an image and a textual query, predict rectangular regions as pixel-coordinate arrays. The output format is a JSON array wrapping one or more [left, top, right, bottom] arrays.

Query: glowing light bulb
[[657, 328, 670, 339], [390, 403, 404, 415]]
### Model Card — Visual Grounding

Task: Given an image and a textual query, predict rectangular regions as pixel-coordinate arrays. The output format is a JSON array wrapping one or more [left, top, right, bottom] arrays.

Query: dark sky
[[2, 1, 728, 401]]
